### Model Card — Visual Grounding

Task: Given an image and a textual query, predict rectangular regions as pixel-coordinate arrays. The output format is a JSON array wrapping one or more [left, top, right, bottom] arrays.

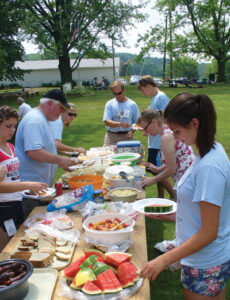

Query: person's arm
[[26, 148, 76, 169], [140, 202, 220, 280], [0, 181, 48, 193], [0, 166, 6, 181], [104, 120, 130, 129], [56, 139, 86, 154], [142, 134, 176, 187]]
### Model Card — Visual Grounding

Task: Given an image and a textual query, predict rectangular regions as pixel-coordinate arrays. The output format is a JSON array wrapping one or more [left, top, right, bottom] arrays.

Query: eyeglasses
[[143, 119, 152, 131], [113, 90, 123, 96], [68, 112, 77, 117]]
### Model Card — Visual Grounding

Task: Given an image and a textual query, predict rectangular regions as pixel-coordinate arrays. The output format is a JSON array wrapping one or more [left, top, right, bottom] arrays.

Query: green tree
[[137, 0, 230, 82], [171, 0, 230, 82], [21, 0, 144, 84], [0, 0, 25, 81], [173, 56, 198, 79]]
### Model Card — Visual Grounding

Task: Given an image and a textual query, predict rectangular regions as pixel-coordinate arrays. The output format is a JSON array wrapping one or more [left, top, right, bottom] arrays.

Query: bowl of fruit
[[83, 213, 135, 245]]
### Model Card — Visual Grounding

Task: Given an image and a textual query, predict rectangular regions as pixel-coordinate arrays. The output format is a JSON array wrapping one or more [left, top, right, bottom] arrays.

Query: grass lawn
[[4, 83, 230, 299]]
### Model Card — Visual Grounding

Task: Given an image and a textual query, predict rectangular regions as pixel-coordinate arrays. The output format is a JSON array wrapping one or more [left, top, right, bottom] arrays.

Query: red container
[[55, 182, 63, 196]]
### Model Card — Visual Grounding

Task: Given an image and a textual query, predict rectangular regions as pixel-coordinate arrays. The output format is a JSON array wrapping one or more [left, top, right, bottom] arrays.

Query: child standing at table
[[0, 105, 47, 251], [140, 93, 230, 299]]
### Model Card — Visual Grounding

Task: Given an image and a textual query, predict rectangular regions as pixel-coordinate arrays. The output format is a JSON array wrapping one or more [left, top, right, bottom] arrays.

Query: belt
[[108, 130, 129, 134]]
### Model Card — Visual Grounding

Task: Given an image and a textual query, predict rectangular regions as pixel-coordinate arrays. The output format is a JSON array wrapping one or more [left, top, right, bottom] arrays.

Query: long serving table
[[1, 205, 150, 300]]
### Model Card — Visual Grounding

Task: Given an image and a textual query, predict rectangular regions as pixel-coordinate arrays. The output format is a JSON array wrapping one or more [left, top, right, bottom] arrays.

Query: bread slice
[[10, 251, 32, 260], [18, 246, 34, 251], [29, 252, 52, 267], [56, 239, 68, 247], [56, 246, 71, 254], [55, 252, 70, 261]]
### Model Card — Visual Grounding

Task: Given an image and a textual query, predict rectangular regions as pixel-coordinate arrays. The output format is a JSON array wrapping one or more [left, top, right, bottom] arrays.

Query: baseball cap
[[43, 89, 70, 109]]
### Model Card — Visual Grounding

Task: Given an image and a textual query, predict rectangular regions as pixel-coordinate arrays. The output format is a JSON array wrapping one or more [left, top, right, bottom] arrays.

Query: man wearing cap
[[15, 89, 76, 187], [103, 80, 139, 146]]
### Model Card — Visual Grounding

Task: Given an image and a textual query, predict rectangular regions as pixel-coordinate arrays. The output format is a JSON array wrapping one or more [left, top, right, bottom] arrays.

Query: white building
[[1, 58, 120, 88]]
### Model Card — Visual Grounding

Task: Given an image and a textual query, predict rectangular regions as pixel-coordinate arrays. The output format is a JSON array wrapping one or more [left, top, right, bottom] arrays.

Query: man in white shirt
[[17, 97, 32, 118]]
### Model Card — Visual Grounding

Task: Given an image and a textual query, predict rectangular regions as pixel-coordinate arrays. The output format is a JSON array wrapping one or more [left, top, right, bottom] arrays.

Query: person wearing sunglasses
[[137, 109, 194, 199], [50, 103, 86, 155], [138, 75, 170, 199], [103, 80, 139, 146]]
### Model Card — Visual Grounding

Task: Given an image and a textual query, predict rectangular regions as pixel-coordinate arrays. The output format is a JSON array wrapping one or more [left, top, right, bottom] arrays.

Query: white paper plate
[[22, 188, 56, 199], [132, 198, 177, 215]]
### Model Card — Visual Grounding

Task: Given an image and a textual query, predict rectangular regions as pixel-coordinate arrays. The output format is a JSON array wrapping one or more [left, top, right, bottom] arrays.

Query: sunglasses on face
[[68, 112, 77, 117], [143, 119, 152, 131], [113, 90, 123, 96]]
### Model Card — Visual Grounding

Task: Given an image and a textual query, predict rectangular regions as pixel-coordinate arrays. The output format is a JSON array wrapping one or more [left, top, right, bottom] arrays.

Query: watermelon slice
[[82, 280, 102, 295], [62, 255, 86, 279], [105, 252, 132, 267], [80, 254, 98, 269], [106, 268, 122, 292], [92, 261, 112, 277], [144, 204, 173, 213], [117, 262, 138, 288], [84, 248, 105, 260], [95, 269, 119, 293]]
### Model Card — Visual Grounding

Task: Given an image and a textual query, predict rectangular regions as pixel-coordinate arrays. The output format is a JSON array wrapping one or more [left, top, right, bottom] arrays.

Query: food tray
[[11, 240, 75, 270], [24, 268, 58, 300]]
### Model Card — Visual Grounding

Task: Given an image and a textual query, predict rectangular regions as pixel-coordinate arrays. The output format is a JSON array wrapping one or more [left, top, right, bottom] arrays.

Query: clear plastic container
[[133, 166, 145, 191]]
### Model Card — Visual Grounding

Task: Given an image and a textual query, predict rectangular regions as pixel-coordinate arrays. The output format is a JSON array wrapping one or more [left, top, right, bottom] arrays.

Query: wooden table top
[[1, 206, 150, 300]]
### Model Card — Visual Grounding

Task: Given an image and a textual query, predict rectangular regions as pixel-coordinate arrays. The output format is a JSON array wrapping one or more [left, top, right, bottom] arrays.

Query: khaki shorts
[[103, 131, 133, 147]]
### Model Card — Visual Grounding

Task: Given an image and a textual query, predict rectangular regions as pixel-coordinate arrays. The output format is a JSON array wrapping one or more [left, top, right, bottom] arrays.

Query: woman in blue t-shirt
[[140, 93, 230, 299]]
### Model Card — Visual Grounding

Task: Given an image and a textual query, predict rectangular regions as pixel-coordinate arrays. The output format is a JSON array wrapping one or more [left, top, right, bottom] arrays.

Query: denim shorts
[[181, 259, 230, 296]]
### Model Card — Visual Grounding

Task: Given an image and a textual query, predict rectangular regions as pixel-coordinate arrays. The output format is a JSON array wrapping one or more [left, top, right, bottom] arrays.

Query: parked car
[[168, 79, 178, 87], [153, 78, 164, 87], [129, 75, 141, 85], [118, 78, 128, 86]]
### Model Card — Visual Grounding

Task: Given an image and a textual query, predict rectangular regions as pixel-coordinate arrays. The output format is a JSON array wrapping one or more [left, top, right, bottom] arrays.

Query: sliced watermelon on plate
[[82, 280, 102, 295], [62, 255, 86, 279], [84, 248, 105, 260], [105, 251, 132, 267], [117, 261, 138, 288], [95, 269, 119, 293]]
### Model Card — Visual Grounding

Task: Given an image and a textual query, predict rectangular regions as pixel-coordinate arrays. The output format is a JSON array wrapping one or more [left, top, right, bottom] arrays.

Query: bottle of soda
[[55, 182, 63, 196]]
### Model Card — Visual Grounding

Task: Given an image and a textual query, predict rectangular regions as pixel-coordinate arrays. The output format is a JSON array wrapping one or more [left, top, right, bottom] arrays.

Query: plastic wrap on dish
[[47, 185, 94, 212]]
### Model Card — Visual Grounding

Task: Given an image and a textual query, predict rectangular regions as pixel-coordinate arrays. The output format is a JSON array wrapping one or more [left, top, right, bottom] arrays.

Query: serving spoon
[[109, 212, 139, 231]]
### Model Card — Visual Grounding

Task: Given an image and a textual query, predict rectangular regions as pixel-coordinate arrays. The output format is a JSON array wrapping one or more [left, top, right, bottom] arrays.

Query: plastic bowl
[[109, 187, 138, 202], [111, 152, 141, 166], [68, 175, 103, 190], [109, 175, 135, 189], [83, 213, 134, 245], [0, 259, 33, 300]]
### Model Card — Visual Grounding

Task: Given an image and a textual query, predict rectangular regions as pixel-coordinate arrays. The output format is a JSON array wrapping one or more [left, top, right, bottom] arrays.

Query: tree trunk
[[58, 51, 72, 85], [216, 59, 226, 82]]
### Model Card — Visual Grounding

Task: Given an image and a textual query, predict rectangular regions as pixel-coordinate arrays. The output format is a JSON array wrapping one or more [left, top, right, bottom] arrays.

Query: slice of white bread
[[55, 246, 71, 254], [56, 239, 68, 247], [55, 252, 70, 261], [29, 252, 52, 267]]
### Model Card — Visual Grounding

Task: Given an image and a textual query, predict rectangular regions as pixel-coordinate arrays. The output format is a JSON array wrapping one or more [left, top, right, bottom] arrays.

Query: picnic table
[[1, 206, 150, 300]]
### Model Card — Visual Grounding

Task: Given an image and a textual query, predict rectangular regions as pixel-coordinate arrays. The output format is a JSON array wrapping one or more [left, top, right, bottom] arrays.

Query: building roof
[[15, 58, 120, 70]]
